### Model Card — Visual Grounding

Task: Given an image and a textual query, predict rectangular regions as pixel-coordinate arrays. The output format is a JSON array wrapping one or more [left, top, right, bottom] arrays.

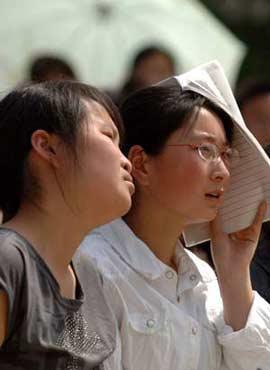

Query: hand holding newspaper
[[160, 61, 270, 246]]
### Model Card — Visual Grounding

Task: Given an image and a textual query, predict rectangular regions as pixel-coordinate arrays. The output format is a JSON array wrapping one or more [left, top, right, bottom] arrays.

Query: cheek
[[165, 152, 206, 182], [150, 158, 205, 201], [182, 160, 207, 184], [85, 143, 122, 178]]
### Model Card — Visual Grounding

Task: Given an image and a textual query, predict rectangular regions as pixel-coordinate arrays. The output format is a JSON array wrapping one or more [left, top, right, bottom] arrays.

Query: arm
[[217, 292, 270, 370], [210, 202, 270, 369], [0, 290, 8, 346], [210, 201, 266, 330]]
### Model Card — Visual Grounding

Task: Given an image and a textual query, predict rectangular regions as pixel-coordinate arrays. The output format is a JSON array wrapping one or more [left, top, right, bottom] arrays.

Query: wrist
[[216, 265, 250, 286], [218, 270, 254, 331], [217, 268, 253, 299]]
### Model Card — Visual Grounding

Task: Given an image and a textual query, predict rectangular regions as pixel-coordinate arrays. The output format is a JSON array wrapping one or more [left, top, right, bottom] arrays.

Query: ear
[[31, 130, 60, 167], [128, 145, 151, 186]]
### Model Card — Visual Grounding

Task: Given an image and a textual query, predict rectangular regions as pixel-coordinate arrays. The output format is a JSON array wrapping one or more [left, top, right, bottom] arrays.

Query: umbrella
[[0, 0, 245, 92]]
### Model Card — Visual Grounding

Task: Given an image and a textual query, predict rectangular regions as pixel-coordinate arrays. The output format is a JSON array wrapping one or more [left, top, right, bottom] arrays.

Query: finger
[[232, 230, 255, 243], [231, 201, 266, 242], [252, 200, 267, 230]]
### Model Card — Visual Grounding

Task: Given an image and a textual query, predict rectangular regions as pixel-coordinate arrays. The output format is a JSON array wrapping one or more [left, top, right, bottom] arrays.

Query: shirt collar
[[174, 244, 216, 283], [95, 218, 166, 279], [94, 218, 216, 283]]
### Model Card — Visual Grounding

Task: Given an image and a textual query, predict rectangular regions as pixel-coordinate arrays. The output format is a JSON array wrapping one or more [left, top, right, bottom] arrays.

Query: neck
[[123, 194, 185, 269], [4, 201, 90, 274]]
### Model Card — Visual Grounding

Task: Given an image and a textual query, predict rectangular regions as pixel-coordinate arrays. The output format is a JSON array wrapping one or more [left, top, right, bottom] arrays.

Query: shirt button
[[191, 326, 198, 335], [146, 319, 156, 328], [189, 274, 197, 282], [177, 296, 181, 303], [165, 270, 174, 279]]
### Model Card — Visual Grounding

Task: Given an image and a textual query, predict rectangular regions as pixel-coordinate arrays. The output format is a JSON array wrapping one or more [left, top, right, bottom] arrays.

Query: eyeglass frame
[[166, 142, 239, 168]]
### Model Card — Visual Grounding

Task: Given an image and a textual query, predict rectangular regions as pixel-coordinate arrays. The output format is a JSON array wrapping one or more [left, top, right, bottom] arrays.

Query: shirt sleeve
[[216, 291, 270, 369], [0, 234, 25, 336]]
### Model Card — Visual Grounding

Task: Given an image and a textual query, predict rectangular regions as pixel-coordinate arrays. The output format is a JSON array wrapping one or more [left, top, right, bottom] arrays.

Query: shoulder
[[74, 252, 103, 287], [0, 229, 26, 275], [0, 229, 27, 317], [80, 231, 113, 258], [76, 226, 122, 277]]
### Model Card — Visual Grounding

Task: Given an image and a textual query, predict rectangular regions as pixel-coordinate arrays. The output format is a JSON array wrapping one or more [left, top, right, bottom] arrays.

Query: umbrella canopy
[[0, 0, 245, 91]]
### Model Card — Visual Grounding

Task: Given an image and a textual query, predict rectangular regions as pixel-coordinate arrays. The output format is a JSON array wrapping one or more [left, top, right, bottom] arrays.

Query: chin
[[83, 194, 132, 232], [203, 210, 218, 222], [118, 199, 132, 217], [187, 209, 218, 225], [108, 195, 132, 222]]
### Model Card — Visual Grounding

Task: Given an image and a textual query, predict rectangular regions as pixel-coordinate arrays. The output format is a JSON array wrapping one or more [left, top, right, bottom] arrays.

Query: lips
[[123, 173, 133, 184], [205, 189, 224, 200], [123, 173, 135, 195], [205, 193, 220, 199]]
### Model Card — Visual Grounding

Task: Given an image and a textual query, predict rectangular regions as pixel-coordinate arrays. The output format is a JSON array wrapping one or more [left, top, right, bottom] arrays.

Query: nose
[[210, 158, 230, 183], [121, 152, 132, 174]]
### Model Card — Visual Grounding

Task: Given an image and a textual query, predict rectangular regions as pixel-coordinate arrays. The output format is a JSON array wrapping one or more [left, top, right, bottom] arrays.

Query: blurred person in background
[[116, 45, 177, 104], [28, 54, 77, 82], [237, 80, 270, 147], [237, 80, 270, 302]]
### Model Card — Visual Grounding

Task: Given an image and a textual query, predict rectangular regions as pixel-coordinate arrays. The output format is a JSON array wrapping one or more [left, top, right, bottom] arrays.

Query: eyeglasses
[[166, 142, 240, 167]]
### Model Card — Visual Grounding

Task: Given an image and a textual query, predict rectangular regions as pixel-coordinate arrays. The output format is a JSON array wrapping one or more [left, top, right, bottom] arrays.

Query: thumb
[[251, 200, 267, 231]]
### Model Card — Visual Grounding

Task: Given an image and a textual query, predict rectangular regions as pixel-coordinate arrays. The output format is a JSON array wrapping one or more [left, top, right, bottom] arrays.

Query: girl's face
[[60, 101, 134, 229], [142, 107, 231, 225]]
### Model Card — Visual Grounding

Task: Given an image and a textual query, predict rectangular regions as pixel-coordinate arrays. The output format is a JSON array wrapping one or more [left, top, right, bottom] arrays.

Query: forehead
[[84, 100, 114, 127], [181, 107, 228, 143]]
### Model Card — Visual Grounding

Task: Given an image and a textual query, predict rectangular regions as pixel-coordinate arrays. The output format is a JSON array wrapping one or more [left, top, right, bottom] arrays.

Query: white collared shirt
[[75, 218, 270, 370]]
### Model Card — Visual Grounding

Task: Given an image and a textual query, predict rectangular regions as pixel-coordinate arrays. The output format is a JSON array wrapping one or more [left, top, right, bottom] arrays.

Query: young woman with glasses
[[77, 83, 270, 369]]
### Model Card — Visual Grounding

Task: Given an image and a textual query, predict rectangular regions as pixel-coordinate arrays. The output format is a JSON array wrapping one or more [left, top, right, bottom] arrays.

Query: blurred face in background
[[133, 52, 175, 87], [241, 93, 270, 146]]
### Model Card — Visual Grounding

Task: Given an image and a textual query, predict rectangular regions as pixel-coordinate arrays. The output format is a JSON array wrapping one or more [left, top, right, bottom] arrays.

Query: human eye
[[103, 128, 121, 148], [103, 130, 114, 139], [199, 143, 214, 160], [222, 147, 240, 166], [222, 148, 232, 161]]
